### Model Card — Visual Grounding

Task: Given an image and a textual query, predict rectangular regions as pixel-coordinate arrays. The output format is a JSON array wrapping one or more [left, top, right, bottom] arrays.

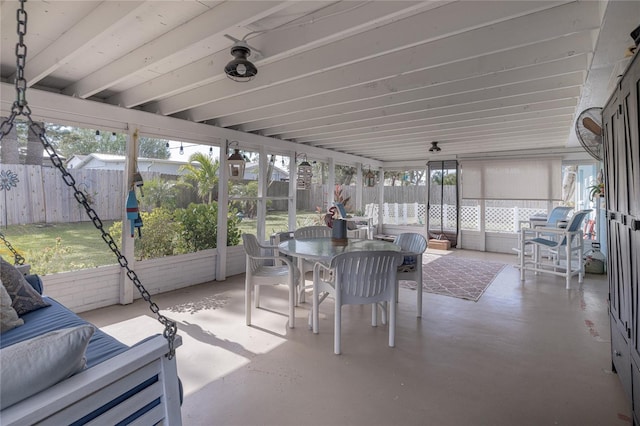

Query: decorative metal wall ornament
[[0, 169, 19, 191], [0, 0, 177, 358], [0, 169, 19, 229]]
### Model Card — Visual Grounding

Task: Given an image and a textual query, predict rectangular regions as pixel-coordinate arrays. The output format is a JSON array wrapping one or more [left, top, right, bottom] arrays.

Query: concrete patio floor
[[80, 248, 629, 426]]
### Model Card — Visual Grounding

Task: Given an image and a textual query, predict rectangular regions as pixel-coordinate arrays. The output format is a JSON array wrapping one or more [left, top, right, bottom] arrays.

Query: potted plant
[[588, 182, 604, 201]]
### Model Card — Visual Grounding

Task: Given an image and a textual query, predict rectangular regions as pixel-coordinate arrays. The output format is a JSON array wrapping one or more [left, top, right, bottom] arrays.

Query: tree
[[43, 124, 170, 159], [138, 136, 171, 159], [335, 164, 356, 185], [431, 171, 456, 185], [139, 177, 178, 212], [179, 152, 220, 204]]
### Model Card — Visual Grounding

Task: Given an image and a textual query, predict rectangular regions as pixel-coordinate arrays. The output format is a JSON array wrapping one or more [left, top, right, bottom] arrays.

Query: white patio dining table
[[278, 237, 402, 304], [278, 237, 400, 263]]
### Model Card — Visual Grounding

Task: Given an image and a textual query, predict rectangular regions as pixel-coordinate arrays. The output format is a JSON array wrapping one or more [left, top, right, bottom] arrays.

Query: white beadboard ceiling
[[1, 0, 638, 163]]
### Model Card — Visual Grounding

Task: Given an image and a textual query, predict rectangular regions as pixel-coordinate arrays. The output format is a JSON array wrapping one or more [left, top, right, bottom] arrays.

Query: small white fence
[[369, 203, 546, 233]]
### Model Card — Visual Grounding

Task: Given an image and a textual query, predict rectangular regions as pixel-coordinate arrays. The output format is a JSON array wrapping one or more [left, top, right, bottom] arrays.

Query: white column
[[355, 163, 363, 212], [216, 140, 229, 281], [328, 157, 335, 210], [257, 145, 267, 242], [119, 125, 135, 305], [288, 151, 296, 231], [376, 167, 384, 235]]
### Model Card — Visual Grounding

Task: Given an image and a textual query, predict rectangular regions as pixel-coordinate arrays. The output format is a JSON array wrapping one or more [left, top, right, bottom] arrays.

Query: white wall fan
[[575, 107, 603, 161]]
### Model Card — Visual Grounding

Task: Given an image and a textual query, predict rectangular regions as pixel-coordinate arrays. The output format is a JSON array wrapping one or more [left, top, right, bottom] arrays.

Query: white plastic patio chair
[[293, 226, 332, 303], [394, 233, 428, 317], [294, 226, 332, 239], [519, 209, 591, 289], [242, 234, 300, 328], [312, 251, 404, 354]]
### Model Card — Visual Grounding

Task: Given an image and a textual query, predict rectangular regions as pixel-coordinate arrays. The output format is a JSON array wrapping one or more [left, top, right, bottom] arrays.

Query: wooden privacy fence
[[0, 165, 162, 226]]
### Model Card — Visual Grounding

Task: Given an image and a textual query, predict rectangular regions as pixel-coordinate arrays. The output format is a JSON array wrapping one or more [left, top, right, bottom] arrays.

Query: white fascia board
[[0, 82, 380, 168]]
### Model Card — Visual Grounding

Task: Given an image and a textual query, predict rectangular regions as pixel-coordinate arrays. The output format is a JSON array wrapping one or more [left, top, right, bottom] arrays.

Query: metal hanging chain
[[0, 231, 25, 265], [0, 0, 177, 358]]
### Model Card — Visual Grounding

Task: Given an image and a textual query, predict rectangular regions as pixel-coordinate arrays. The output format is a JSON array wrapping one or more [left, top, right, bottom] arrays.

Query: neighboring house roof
[[65, 153, 194, 175], [244, 162, 290, 180]]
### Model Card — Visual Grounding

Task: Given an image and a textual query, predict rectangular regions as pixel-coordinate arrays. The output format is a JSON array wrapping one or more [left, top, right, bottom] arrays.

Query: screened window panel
[[461, 158, 562, 200]]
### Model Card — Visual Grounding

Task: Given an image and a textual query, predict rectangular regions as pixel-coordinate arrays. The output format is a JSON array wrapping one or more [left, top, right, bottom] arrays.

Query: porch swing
[[0, 2, 182, 424]]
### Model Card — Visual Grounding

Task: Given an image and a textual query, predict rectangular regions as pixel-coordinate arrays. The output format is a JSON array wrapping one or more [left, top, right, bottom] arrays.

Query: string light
[[110, 132, 117, 142], [179, 143, 184, 155], [95, 130, 100, 141]]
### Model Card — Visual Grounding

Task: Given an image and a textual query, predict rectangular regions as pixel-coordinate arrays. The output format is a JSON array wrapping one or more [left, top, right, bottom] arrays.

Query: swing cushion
[[0, 293, 129, 368], [0, 257, 50, 315], [0, 279, 23, 333], [0, 325, 94, 409]]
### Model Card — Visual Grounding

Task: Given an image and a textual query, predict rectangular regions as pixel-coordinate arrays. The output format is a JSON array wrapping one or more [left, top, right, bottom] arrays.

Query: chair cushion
[[0, 257, 50, 315], [529, 237, 558, 248]]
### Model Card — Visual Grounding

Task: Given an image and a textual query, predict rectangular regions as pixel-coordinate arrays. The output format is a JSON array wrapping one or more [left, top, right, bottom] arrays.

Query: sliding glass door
[[427, 160, 459, 247]]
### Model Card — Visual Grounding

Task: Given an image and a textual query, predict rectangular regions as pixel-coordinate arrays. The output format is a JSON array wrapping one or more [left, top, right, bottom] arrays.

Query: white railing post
[[513, 206, 520, 233], [394, 203, 399, 225]]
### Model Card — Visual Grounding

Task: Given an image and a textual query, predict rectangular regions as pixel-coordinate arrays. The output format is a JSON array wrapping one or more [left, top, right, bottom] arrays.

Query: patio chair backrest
[[546, 206, 573, 227], [559, 210, 592, 246], [329, 251, 403, 305], [394, 233, 427, 254], [294, 226, 331, 239], [242, 233, 269, 274]]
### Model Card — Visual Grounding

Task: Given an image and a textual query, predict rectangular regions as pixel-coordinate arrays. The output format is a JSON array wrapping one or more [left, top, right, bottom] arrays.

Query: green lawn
[[2, 212, 322, 274], [238, 211, 321, 236], [1, 222, 119, 274]]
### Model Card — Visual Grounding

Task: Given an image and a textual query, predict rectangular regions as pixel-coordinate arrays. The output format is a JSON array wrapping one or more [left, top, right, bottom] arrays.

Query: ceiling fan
[[429, 141, 441, 152], [575, 107, 603, 161]]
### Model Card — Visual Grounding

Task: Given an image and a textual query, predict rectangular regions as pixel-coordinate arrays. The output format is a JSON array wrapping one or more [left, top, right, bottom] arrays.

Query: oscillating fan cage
[[575, 107, 603, 161]]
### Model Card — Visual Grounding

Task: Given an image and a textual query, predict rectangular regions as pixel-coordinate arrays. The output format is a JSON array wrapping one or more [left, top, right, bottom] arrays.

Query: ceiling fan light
[[429, 141, 441, 152], [225, 42, 258, 82]]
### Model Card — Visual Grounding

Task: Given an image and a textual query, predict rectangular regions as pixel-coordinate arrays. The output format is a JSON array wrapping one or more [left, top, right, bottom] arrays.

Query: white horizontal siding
[[135, 249, 217, 297], [42, 265, 121, 312], [225, 245, 246, 277], [460, 230, 484, 251], [39, 250, 222, 313]]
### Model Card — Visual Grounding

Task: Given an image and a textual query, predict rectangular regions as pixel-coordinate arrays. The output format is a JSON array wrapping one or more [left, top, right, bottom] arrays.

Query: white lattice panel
[[460, 206, 480, 230]]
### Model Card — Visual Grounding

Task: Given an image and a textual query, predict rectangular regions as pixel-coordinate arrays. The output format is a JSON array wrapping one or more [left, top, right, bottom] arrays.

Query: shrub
[[174, 202, 242, 252], [108, 208, 178, 260], [27, 237, 94, 274], [139, 178, 178, 212], [108, 202, 241, 260]]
